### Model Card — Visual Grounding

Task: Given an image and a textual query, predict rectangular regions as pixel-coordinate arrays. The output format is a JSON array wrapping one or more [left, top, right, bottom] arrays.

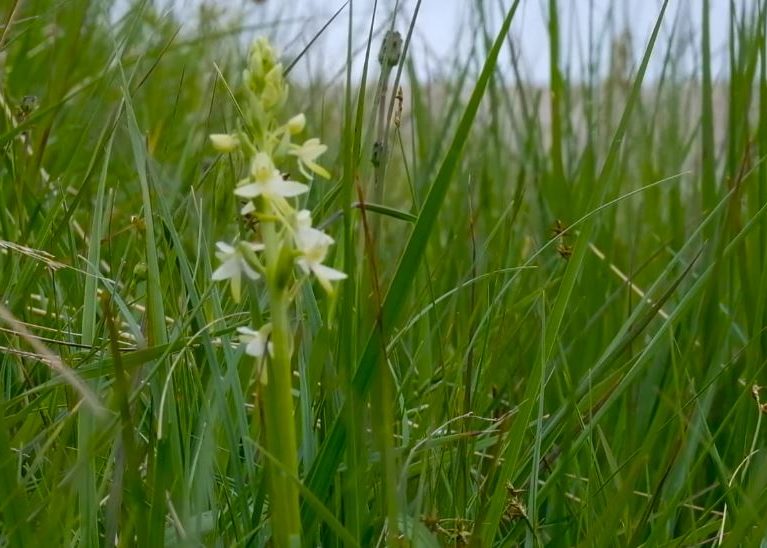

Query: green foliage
[[2, 0, 767, 545]]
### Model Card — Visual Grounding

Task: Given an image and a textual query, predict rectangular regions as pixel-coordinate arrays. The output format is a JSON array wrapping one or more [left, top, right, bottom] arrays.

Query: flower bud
[[250, 152, 275, 181], [248, 37, 279, 79], [378, 30, 403, 68], [133, 262, 148, 280], [209, 133, 240, 153], [244, 38, 287, 109], [260, 65, 288, 110], [287, 113, 306, 135]]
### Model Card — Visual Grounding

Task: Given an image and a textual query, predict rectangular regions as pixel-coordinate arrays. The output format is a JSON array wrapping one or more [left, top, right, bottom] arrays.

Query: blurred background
[[114, 0, 733, 83]]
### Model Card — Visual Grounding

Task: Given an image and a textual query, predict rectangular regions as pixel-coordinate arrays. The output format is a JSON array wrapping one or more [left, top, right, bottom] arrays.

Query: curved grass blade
[[302, 0, 522, 530]]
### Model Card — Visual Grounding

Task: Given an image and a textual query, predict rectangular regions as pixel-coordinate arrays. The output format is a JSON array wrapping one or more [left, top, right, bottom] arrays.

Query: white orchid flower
[[237, 324, 273, 358], [211, 241, 264, 303], [234, 152, 308, 205], [289, 138, 330, 180], [293, 210, 346, 292]]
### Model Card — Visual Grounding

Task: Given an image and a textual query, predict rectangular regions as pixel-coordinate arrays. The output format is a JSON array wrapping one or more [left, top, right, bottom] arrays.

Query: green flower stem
[[261, 219, 302, 545]]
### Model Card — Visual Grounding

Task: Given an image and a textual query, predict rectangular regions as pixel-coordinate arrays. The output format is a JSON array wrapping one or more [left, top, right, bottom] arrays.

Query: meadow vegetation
[[1, 0, 767, 545]]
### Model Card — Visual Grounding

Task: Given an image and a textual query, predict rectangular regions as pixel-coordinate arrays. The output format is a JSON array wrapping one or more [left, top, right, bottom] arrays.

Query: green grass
[[2, 0, 767, 545]]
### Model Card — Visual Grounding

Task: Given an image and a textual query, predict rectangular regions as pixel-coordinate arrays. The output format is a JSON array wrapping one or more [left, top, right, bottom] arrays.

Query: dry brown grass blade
[[0, 303, 103, 415]]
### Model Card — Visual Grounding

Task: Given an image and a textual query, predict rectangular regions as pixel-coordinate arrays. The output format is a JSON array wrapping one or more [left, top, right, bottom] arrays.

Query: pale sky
[[170, 1, 732, 83]]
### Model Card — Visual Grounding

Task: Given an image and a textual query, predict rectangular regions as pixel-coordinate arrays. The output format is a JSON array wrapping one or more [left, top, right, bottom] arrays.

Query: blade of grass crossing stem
[[302, 0, 522, 531]]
